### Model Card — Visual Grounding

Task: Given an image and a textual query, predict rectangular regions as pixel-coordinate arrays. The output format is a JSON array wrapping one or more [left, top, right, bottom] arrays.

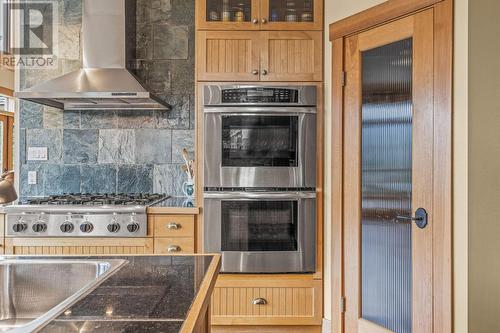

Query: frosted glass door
[[361, 38, 413, 333], [343, 12, 434, 333]]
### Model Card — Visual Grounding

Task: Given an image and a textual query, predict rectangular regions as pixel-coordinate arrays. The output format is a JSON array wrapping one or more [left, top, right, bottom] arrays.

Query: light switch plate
[[28, 171, 37, 185], [27, 147, 48, 161]]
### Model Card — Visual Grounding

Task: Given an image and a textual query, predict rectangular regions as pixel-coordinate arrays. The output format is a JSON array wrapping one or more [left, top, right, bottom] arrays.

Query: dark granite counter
[[147, 197, 198, 215], [37, 255, 219, 333]]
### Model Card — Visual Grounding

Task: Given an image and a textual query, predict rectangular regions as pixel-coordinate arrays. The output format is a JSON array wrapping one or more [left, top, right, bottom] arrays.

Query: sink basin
[[0, 258, 126, 333]]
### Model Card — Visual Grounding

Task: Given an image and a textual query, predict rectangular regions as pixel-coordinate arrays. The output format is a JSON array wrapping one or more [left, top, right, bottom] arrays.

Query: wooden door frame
[[329, 0, 453, 332]]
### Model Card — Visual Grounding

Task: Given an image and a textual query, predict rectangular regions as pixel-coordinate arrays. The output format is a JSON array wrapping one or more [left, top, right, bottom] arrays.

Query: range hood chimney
[[15, 0, 170, 111]]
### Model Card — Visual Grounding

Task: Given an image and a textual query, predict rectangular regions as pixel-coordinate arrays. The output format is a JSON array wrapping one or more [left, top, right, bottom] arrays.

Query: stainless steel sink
[[0, 258, 127, 333]]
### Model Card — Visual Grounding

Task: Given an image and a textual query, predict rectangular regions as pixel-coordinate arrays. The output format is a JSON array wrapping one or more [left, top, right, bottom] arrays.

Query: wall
[[18, 0, 195, 198], [323, 0, 469, 332], [468, 0, 500, 331], [0, 67, 14, 92]]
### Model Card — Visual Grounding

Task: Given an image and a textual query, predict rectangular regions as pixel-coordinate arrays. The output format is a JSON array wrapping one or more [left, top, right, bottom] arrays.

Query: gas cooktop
[[4, 194, 170, 238], [19, 193, 168, 206]]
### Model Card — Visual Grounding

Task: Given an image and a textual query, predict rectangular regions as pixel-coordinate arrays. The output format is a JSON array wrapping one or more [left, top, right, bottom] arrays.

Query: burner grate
[[21, 193, 169, 206]]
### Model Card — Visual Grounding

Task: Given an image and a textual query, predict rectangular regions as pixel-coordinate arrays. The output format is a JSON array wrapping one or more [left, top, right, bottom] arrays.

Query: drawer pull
[[167, 223, 181, 230], [167, 245, 181, 253], [252, 297, 268, 305]]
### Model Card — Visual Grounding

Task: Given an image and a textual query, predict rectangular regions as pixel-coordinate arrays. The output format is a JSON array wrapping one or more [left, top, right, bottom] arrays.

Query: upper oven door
[[204, 107, 317, 188]]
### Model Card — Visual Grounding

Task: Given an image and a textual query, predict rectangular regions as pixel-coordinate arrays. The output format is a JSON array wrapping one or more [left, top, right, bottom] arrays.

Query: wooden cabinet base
[[211, 325, 322, 333], [211, 274, 322, 326], [4, 238, 154, 255]]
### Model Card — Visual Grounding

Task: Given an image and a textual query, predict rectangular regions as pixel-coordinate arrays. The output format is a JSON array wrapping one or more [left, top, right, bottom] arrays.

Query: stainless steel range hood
[[15, 0, 170, 111]]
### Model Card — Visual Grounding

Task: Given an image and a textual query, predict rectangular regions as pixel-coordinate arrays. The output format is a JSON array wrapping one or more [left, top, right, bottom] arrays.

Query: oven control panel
[[221, 88, 299, 104], [6, 212, 147, 237]]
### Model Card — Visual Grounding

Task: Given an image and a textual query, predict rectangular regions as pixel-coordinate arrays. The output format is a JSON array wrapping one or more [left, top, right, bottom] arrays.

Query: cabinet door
[[3, 238, 154, 255], [260, 31, 322, 81], [0, 215, 4, 254], [197, 31, 261, 81], [211, 275, 322, 326], [260, 0, 323, 30], [197, 0, 261, 30]]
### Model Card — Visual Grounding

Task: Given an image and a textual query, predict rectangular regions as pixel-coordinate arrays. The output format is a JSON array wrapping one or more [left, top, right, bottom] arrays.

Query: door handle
[[167, 245, 181, 253], [261, 69, 268, 76], [396, 208, 428, 229], [167, 222, 181, 230], [252, 297, 268, 305], [252, 69, 259, 75]]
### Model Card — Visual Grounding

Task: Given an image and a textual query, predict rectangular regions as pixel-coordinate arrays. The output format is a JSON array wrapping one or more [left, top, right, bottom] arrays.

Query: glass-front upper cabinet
[[197, 0, 322, 30]]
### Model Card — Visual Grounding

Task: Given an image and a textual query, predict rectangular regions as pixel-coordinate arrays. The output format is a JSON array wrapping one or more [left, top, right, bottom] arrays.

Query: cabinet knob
[[261, 18, 268, 24], [167, 222, 181, 230], [252, 18, 259, 24], [261, 69, 268, 76], [252, 297, 268, 305], [167, 245, 181, 253], [252, 69, 259, 75]]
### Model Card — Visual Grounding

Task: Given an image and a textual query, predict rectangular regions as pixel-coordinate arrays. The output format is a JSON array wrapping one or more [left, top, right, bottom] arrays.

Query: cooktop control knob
[[127, 223, 140, 233], [32, 221, 47, 233], [60, 222, 74, 233], [12, 222, 28, 233], [107, 223, 121, 233], [80, 222, 94, 233]]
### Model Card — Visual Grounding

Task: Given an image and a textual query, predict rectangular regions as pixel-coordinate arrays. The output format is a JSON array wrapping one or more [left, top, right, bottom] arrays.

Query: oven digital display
[[221, 88, 299, 103]]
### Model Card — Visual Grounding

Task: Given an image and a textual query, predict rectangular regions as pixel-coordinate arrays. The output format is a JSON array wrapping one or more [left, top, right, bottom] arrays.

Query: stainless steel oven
[[203, 85, 317, 189], [204, 191, 316, 273]]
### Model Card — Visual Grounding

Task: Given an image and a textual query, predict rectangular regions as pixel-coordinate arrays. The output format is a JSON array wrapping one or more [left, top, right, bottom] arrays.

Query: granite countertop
[[147, 197, 198, 215], [36, 255, 219, 333]]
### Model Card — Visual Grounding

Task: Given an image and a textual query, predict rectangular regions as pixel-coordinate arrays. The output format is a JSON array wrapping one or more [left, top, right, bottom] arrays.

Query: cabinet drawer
[[154, 237, 194, 254], [154, 215, 195, 238], [211, 276, 322, 326]]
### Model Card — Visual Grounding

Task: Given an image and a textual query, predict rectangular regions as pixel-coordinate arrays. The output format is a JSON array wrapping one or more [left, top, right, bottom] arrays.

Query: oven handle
[[203, 192, 316, 199], [203, 106, 317, 114]]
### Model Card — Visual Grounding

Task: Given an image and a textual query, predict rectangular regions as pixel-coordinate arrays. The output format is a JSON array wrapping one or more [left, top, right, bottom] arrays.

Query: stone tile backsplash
[[19, 0, 195, 197]]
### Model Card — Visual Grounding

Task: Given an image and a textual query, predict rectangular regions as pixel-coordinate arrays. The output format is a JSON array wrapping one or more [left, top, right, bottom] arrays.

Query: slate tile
[[171, 59, 194, 95], [98, 129, 135, 164], [44, 164, 81, 195], [20, 164, 45, 198], [116, 110, 155, 129], [169, 0, 195, 25], [57, 24, 81, 60], [81, 110, 117, 129], [43, 106, 63, 128], [63, 129, 98, 163], [154, 94, 190, 129], [153, 25, 188, 60], [62, 0, 82, 25], [20, 101, 43, 129], [63, 110, 81, 129], [136, 0, 152, 23], [19, 129, 26, 164], [147, 61, 172, 94], [153, 164, 186, 196], [151, 0, 172, 23], [171, 130, 194, 163], [135, 129, 172, 164], [117, 165, 153, 193], [26, 129, 63, 163], [136, 23, 153, 60], [81, 165, 117, 194]]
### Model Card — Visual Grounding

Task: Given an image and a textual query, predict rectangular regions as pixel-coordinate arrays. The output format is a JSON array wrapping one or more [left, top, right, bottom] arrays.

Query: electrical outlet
[[28, 171, 37, 185], [27, 147, 48, 161]]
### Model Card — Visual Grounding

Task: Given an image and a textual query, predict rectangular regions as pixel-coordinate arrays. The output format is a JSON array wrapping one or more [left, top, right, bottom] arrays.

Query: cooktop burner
[[20, 193, 169, 206]]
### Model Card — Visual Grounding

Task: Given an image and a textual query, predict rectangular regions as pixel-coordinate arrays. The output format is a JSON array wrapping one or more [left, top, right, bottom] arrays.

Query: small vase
[[182, 180, 195, 199]]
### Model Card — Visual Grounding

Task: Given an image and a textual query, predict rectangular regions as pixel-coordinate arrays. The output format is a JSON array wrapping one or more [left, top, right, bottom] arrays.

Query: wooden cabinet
[[3, 238, 154, 255], [197, 31, 260, 81], [197, 0, 323, 31], [211, 275, 322, 326], [197, 31, 322, 81], [152, 214, 196, 254]]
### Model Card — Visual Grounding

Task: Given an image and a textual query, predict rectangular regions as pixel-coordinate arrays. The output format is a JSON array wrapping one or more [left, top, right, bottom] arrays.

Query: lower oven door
[[204, 191, 316, 273]]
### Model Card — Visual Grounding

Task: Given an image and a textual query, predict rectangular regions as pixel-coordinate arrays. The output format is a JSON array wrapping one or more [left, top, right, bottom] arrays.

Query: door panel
[[260, 31, 322, 82], [197, 31, 260, 81], [343, 11, 434, 333]]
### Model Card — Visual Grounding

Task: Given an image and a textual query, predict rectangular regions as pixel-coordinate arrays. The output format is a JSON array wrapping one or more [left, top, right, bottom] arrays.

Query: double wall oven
[[203, 85, 317, 273]]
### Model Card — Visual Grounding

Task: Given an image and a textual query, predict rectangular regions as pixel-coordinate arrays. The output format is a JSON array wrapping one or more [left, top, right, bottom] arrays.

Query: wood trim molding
[[0, 87, 13, 97], [329, 0, 443, 40]]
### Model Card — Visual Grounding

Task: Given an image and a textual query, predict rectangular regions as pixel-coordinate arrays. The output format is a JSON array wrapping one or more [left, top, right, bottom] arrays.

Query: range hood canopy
[[15, 0, 170, 111]]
